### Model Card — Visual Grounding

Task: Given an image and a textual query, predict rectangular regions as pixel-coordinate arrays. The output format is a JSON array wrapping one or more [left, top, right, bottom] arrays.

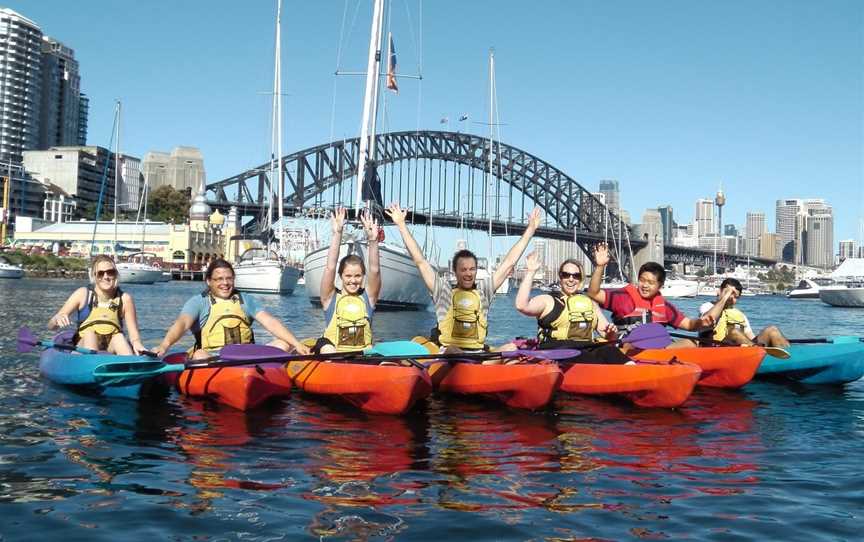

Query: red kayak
[[427, 360, 563, 410], [287, 360, 432, 415], [560, 361, 702, 408], [167, 360, 293, 411], [634, 346, 766, 388]]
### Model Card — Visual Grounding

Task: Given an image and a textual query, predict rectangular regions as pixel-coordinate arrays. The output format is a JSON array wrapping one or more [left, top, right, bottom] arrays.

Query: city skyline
[[1, 1, 861, 250]]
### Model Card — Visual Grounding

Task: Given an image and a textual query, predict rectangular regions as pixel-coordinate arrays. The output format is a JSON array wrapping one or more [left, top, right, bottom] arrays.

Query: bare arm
[[386, 203, 437, 291], [701, 287, 735, 328], [677, 314, 715, 332], [48, 287, 86, 329], [255, 311, 310, 354], [121, 293, 146, 354], [155, 313, 196, 356], [360, 210, 382, 306], [594, 302, 618, 341], [586, 243, 609, 305], [492, 207, 542, 291], [320, 207, 346, 309], [514, 251, 551, 317]]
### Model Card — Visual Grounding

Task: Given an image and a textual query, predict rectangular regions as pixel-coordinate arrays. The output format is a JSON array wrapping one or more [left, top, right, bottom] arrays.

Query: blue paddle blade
[[366, 341, 430, 356], [93, 362, 186, 386], [621, 323, 673, 349]]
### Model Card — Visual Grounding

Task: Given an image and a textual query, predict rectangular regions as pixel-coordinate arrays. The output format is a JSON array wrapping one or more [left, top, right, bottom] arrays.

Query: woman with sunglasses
[[515, 251, 632, 363], [48, 254, 145, 355]]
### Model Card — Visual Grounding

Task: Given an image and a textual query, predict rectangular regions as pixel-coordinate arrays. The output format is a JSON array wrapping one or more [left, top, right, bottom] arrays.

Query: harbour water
[[1, 278, 862, 541]]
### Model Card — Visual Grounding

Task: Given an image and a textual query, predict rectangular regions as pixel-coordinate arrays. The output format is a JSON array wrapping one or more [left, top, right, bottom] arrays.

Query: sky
[[8, 0, 864, 255]]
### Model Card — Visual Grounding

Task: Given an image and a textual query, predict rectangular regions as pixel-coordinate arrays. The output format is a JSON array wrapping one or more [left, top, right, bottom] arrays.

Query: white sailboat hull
[[0, 264, 24, 279], [117, 263, 163, 284], [660, 279, 698, 298], [819, 286, 864, 307], [234, 260, 300, 295], [304, 241, 429, 310]]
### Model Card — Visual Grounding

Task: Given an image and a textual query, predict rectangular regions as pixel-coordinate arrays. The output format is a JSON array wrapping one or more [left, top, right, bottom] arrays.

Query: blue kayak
[[757, 337, 864, 384], [39, 333, 170, 399]]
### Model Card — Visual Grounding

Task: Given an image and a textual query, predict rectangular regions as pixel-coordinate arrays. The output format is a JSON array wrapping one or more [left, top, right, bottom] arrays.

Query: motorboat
[[0, 257, 24, 279], [787, 279, 821, 299], [234, 247, 300, 295], [661, 278, 698, 298], [819, 282, 864, 308]]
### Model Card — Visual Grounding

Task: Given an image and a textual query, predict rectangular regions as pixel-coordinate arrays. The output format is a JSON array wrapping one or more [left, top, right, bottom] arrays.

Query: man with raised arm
[[586, 243, 712, 348], [386, 203, 542, 353]]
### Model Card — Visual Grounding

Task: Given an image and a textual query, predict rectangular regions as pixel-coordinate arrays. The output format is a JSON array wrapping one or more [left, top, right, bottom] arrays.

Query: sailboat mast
[[487, 48, 494, 268], [275, 0, 285, 253], [114, 100, 121, 253], [355, 0, 385, 213]]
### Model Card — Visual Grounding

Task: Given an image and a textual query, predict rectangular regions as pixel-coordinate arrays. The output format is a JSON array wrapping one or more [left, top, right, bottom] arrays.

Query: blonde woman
[[49, 255, 145, 355]]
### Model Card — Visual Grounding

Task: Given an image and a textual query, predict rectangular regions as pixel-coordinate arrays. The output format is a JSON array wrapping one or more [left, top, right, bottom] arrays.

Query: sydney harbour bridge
[[205, 130, 776, 279]]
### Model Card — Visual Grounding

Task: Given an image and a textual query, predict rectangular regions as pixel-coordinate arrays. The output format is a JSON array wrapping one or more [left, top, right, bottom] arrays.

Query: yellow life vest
[[195, 292, 255, 352], [711, 307, 748, 342], [77, 288, 124, 339], [538, 293, 598, 343], [437, 287, 487, 350], [322, 290, 373, 352]]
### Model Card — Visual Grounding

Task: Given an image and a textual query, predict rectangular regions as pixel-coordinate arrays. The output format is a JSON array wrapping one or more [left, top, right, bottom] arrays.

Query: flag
[[386, 32, 398, 93], [459, 114, 469, 121]]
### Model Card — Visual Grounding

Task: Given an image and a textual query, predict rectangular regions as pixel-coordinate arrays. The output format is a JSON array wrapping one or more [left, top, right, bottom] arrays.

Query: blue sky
[[9, 0, 863, 252]]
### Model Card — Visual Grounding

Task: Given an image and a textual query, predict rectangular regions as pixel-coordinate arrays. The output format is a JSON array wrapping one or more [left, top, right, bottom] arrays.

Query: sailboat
[[234, 0, 300, 295], [303, 0, 428, 310]]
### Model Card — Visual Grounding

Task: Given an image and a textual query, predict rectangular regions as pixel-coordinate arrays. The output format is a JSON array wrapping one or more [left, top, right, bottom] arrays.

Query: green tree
[[148, 186, 191, 223]]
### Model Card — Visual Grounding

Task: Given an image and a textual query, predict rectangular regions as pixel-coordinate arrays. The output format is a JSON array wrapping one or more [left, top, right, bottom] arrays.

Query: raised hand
[[526, 207, 542, 230], [385, 202, 407, 227], [594, 243, 610, 266], [360, 210, 381, 242], [330, 207, 346, 234], [525, 250, 542, 273]]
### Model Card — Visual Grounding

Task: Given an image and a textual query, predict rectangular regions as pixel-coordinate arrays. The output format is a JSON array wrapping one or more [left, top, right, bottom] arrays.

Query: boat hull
[[660, 279, 698, 298], [757, 338, 864, 384], [634, 346, 766, 388], [117, 264, 163, 284], [304, 241, 429, 310], [0, 267, 24, 279], [819, 286, 864, 307], [427, 361, 563, 410], [287, 359, 432, 414], [234, 260, 300, 295], [168, 362, 293, 410], [560, 361, 701, 408]]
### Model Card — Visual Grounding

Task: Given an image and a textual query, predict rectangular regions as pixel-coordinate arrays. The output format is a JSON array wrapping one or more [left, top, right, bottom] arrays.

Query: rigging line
[[90, 103, 119, 257]]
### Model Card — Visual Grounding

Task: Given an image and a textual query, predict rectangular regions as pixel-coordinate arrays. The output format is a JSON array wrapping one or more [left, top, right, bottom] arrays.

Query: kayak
[[634, 346, 766, 388], [164, 353, 292, 411], [39, 332, 170, 399], [427, 360, 564, 410], [757, 337, 864, 384], [559, 361, 702, 408], [287, 359, 432, 415]]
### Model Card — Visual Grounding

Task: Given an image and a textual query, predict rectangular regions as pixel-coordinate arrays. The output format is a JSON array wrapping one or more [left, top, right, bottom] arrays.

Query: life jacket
[[322, 289, 373, 352], [435, 286, 487, 350], [537, 293, 598, 343], [612, 283, 669, 328], [702, 307, 748, 342], [77, 287, 124, 339], [194, 290, 255, 352]]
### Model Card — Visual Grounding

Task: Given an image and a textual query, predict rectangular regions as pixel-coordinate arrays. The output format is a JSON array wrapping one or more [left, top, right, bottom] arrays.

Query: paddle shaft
[[668, 332, 790, 359]]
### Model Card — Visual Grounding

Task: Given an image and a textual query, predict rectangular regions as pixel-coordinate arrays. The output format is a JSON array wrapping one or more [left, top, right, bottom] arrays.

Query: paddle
[[668, 331, 791, 359], [17, 327, 96, 355], [788, 337, 864, 344]]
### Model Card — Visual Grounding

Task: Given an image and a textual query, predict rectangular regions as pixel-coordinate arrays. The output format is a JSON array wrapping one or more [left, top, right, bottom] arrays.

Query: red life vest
[[612, 284, 669, 327]]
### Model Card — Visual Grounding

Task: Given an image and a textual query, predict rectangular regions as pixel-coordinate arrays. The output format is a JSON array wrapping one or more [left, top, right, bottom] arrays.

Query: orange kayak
[[170, 363, 293, 411], [560, 361, 701, 408], [287, 360, 432, 415], [634, 346, 767, 388], [427, 361, 563, 410]]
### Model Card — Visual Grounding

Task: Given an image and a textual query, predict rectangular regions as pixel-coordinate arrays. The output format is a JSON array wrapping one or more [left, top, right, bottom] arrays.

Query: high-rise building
[[77, 93, 88, 145], [694, 198, 715, 239], [23, 146, 122, 212], [118, 155, 143, 211], [724, 224, 738, 237], [760, 232, 779, 259], [838, 239, 855, 262], [142, 147, 206, 193], [0, 9, 43, 164], [598, 180, 619, 213], [39, 36, 81, 148], [745, 211, 766, 257], [805, 210, 833, 269], [776, 199, 803, 263], [657, 205, 674, 244]]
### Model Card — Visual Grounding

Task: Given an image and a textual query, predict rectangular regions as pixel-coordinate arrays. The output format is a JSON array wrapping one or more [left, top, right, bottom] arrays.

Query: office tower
[[805, 209, 833, 269], [760, 232, 779, 259], [838, 240, 855, 262], [657, 205, 674, 244], [77, 93, 88, 145], [694, 198, 715, 239], [598, 180, 619, 213], [0, 8, 43, 164], [724, 224, 738, 237], [776, 199, 803, 262], [39, 36, 82, 148], [23, 146, 120, 210], [745, 211, 766, 257], [142, 147, 206, 192]]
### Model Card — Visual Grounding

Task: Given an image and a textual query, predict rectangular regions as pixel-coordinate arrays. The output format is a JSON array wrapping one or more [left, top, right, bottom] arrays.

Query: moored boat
[[0, 257, 24, 279], [426, 361, 563, 410], [634, 346, 766, 388], [757, 337, 864, 384], [287, 359, 432, 415], [559, 360, 702, 408]]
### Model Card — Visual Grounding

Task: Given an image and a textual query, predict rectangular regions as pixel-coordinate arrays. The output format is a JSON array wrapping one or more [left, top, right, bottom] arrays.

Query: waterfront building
[[759, 232, 779, 260], [694, 198, 715, 239], [0, 8, 43, 165], [42, 193, 75, 223], [142, 147, 206, 192], [745, 211, 766, 257], [2, 164, 49, 227], [23, 146, 123, 211], [598, 180, 619, 214], [657, 205, 674, 244], [118, 155, 143, 211], [697, 233, 726, 253], [839, 239, 855, 262], [38, 37, 82, 149]]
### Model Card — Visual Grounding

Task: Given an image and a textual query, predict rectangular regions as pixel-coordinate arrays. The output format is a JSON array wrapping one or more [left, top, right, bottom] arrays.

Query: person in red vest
[[586, 243, 712, 349]]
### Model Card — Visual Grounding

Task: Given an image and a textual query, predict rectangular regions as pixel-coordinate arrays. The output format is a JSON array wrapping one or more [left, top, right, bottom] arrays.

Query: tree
[[148, 186, 191, 223]]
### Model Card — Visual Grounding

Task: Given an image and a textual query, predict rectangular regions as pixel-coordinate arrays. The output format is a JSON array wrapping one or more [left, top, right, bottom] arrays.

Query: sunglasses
[[559, 271, 582, 280], [96, 269, 118, 279]]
